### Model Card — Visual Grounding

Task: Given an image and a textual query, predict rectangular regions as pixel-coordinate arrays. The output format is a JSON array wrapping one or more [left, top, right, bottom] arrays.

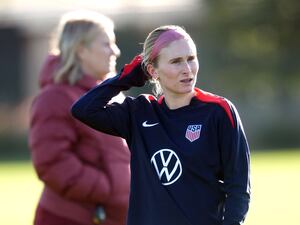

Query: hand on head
[[119, 54, 149, 87]]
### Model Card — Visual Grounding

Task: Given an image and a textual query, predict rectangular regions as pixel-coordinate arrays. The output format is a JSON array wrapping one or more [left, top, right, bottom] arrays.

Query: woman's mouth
[[180, 78, 193, 83]]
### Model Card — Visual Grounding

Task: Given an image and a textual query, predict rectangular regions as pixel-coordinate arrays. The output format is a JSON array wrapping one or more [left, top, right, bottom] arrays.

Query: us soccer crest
[[185, 124, 202, 142]]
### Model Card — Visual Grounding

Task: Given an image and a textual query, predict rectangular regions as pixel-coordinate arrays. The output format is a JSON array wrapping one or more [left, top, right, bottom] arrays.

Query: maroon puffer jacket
[[29, 55, 130, 225]]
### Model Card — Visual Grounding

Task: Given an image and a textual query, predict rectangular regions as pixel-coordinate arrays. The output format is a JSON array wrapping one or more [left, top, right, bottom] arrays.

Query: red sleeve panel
[[194, 88, 235, 128]]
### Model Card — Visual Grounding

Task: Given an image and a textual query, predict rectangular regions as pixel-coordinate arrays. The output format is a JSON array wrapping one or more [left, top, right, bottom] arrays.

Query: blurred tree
[[195, 0, 300, 149], [199, 0, 300, 100], [0, 27, 23, 104]]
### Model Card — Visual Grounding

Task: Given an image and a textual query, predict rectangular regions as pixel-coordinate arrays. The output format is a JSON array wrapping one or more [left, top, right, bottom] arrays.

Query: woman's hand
[[118, 55, 149, 87]]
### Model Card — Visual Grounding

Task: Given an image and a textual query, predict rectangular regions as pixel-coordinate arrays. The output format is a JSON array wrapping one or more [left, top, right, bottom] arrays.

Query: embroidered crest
[[185, 125, 202, 142]]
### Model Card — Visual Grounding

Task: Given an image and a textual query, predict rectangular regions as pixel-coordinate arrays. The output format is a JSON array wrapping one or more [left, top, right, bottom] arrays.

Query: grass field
[[0, 149, 300, 225]]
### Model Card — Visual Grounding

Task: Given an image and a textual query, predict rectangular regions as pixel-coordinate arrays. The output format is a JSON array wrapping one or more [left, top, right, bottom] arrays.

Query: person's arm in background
[[218, 101, 251, 225], [71, 55, 148, 139], [29, 89, 110, 204]]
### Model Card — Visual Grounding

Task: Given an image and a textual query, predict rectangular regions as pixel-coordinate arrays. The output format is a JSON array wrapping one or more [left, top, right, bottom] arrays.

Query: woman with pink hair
[[72, 25, 251, 225]]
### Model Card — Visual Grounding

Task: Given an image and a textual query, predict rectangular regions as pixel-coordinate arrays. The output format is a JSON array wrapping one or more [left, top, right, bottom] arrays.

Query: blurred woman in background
[[29, 10, 130, 225]]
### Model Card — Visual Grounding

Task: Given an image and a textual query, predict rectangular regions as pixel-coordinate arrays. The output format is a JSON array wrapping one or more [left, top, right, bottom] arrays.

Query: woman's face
[[78, 28, 120, 80], [150, 38, 199, 97]]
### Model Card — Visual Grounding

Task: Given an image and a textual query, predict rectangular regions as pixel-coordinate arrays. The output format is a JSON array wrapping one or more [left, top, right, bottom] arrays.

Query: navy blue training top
[[71, 74, 251, 225]]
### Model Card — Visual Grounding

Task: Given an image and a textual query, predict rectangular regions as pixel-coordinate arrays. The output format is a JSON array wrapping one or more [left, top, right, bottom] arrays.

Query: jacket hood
[[39, 54, 101, 91], [39, 54, 60, 88]]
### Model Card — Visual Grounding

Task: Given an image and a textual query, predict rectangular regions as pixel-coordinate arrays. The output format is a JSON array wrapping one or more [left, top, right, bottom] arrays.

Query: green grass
[[0, 161, 42, 225], [246, 150, 300, 225], [0, 150, 300, 225]]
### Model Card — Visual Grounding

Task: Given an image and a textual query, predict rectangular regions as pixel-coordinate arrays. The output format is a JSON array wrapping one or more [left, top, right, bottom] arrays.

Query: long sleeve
[[218, 101, 251, 225], [71, 75, 132, 139], [71, 56, 147, 140], [29, 89, 111, 204]]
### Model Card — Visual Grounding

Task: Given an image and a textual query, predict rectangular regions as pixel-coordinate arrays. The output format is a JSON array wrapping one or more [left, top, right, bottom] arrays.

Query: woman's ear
[[76, 44, 87, 61], [147, 64, 159, 79]]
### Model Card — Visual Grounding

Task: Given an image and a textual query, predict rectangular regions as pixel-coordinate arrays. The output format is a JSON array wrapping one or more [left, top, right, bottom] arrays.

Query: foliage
[[199, 0, 300, 99]]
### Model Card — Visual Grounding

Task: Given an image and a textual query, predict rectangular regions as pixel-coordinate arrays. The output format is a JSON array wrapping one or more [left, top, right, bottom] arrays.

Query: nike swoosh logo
[[142, 121, 159, 127]]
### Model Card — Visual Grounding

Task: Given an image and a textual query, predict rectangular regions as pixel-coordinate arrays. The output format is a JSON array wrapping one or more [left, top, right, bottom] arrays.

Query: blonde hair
[[50, 10, 114, 84], [142, 25, 192, 96]]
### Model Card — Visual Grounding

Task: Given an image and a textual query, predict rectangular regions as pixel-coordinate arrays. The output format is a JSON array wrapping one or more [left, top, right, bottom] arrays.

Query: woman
[[29, 10, 130, 225], [71, 25, 251, 225]]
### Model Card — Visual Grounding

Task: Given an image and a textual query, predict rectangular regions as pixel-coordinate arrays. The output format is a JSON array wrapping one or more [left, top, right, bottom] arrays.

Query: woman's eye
[[188, 56, 195, 61], [171, 59, 181, 64]]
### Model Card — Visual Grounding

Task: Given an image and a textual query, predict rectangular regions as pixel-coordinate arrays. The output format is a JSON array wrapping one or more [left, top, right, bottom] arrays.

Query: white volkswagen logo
[[150, 149, 182, 186]]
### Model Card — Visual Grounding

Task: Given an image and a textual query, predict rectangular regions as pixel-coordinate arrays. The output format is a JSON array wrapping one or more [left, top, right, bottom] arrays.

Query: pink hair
[[150, 29, 185, 61]]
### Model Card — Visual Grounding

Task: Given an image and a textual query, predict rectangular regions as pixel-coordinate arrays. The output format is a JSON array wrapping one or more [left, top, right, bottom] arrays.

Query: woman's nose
[[182, 61, 192, 73], [111, 44, 121, 57]]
